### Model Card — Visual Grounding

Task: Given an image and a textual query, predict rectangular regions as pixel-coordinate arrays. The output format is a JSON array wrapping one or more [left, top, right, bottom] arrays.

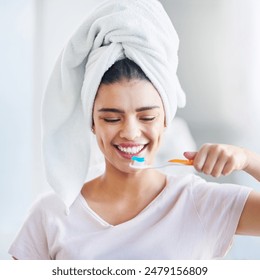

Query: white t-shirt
[[9, 174, 251, 260]]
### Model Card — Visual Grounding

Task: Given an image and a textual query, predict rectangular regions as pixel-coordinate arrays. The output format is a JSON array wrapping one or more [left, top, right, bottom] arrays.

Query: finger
[[222, 158, 236, 176], [211, 156, 228, 177], [211, 150, 237, 177], [200, 149, 219, 175], [193, 144, 211, 172], [183, 151, 197, 160]]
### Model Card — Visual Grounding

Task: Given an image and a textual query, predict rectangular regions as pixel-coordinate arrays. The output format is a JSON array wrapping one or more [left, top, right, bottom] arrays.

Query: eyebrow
[[98, 106, 160, 113]]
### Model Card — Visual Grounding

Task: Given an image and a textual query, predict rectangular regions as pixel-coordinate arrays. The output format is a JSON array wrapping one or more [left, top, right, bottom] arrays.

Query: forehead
[[94, 79, 163, 109]]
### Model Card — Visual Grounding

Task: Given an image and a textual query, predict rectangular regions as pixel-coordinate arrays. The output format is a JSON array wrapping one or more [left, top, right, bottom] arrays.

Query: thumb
[[183, 151, 197, 160]]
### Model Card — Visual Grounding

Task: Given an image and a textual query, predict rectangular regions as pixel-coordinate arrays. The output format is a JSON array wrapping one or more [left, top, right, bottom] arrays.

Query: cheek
[[94, 124, 116, 150], [93, 120, 106, 148], [146, 120, 165, 144], [95, 127, 108, 141], [155, 116, 165, 133]]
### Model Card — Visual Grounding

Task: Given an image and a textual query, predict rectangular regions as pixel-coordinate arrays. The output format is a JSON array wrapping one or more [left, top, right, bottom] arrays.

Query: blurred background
[[1, 0, 260, 259]]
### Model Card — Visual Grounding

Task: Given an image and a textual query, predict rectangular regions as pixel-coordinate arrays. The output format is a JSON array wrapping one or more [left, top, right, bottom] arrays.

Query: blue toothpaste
[[131, 156, 145, 162], [131, 156, 145, 166]]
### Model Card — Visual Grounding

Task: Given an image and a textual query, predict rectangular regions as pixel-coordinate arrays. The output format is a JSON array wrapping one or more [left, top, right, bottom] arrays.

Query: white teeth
[[117, 145, 144, 154]]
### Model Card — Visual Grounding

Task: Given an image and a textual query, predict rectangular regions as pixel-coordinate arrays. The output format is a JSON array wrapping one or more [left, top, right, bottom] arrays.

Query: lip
[[113, 143, 148, 159]]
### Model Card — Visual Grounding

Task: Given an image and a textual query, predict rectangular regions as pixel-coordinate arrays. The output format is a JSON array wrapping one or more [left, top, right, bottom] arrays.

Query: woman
[[9, 0, 260, 259]]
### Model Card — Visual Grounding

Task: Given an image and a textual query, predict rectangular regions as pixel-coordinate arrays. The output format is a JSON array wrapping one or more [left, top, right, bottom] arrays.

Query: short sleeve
[[191, 175, 252, 258], [8, 197, 50, 260]]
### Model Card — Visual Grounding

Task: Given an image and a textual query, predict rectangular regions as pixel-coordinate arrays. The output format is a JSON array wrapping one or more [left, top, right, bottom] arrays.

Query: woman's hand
[[184, 143, 260, 236], [184, 143, 250, 178]]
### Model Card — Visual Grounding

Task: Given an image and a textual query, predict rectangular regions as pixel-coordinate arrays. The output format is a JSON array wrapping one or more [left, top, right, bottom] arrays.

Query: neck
[[81, 162, 167, 226], [98, 163, 166, 199]]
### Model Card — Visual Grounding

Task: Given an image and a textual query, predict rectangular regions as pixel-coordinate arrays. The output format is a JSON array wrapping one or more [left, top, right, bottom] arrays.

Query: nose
[[119, 117, 141, 140]]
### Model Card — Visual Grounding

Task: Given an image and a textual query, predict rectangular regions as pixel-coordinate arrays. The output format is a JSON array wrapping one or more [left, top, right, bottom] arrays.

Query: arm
[[236, 191, 260, 235], [184, 143, 260, 235]]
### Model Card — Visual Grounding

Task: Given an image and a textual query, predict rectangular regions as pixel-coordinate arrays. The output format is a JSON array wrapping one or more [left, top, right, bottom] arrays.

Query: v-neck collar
[[78, 175, 170, 228]]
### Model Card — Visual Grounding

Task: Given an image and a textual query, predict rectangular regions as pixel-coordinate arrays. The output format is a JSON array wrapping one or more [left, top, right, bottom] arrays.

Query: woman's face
[[92, 79, 165, 173]]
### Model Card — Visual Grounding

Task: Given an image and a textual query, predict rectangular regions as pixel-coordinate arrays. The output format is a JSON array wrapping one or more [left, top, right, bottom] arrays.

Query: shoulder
[[166, 173, 252, 198], [28, 191, 67, 216], [166, 173, 201, 190]]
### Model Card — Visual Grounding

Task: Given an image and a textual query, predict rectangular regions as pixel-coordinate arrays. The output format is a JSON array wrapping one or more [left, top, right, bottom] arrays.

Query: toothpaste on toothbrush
[[131, 156, 146, 168]]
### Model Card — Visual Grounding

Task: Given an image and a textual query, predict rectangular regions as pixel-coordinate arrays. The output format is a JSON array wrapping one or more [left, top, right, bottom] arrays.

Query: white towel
[[42, 0, 186, 210]]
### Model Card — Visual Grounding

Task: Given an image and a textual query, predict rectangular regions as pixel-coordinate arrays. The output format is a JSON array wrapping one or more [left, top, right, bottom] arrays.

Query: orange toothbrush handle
[[168, 159, 194, 165]]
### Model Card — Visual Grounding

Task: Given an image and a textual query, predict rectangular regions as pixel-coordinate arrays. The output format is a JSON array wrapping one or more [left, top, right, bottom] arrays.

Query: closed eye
[[140, 116, 156, 121], [103, 118, 120, 123]]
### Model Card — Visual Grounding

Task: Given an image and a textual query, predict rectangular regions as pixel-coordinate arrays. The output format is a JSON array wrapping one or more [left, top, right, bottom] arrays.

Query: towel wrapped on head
[[42, 0, 186, 210]]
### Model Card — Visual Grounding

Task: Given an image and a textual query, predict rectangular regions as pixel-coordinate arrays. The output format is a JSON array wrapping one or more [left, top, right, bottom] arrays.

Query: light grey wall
[[162, 0, 260, 154], [0, 0, 34, 259]]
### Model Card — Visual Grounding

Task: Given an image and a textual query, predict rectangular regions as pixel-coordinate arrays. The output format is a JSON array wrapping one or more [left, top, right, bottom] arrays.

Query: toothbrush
[[130, 156, 193, 169]]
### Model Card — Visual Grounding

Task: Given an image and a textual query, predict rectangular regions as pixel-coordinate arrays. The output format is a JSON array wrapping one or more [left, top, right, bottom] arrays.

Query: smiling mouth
[[114, 144, 148, 156]]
